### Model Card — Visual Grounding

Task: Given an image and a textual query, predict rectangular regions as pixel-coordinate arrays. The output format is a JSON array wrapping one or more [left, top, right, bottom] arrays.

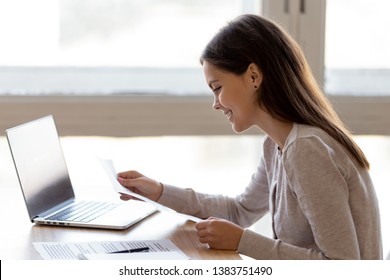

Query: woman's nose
[[213, 96, 222, 111]]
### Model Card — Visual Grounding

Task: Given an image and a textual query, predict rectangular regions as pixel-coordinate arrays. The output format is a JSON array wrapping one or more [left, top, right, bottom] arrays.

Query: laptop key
[[47, 201, 119, 222]]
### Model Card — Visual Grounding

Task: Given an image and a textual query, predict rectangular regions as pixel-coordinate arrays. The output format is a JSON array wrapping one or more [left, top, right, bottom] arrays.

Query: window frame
[[1, 95, 390, 136], [1, 0, 389, 137]]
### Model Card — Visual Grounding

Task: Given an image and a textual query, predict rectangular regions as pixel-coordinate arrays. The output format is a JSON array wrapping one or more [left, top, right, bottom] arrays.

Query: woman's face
[[203, 61, 262, 133]]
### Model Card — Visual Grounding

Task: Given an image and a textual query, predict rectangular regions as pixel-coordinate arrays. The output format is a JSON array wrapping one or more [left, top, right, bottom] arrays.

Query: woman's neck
[[256, 113, 294, 150]]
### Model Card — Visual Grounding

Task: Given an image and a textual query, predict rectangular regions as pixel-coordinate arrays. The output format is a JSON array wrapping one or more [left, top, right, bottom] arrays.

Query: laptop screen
[[6, 116, 75, 221]]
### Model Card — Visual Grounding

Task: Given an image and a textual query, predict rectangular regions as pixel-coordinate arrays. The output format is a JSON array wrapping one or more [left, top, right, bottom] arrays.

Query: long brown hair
[[200, 14, 369, 169]]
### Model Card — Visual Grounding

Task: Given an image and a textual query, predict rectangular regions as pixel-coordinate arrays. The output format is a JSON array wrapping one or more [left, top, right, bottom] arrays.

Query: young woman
[[118, 14, 382, 260]]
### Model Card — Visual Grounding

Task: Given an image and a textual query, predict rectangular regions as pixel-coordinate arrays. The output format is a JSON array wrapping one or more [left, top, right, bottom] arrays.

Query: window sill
[[0, 95, 389, 136]]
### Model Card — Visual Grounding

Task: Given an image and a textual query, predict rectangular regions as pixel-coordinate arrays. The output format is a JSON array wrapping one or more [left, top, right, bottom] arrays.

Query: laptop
[[6, 115, 157, 230]]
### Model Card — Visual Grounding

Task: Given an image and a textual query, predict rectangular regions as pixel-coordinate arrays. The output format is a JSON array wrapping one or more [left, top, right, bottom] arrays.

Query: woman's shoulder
[[263, 123, 345, 160], [286, 123, 337, 148], [295, 123, 330, 138], [284, 123, 349, 162], [262, 124, 333, 155]]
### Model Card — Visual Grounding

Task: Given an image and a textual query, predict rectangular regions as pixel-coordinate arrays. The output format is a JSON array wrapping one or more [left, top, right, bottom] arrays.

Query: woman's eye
[[212, 86, 221, 93]]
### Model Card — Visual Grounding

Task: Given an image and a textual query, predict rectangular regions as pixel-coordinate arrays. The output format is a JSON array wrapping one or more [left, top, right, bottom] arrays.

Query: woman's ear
[[247, 63, 262, 89]]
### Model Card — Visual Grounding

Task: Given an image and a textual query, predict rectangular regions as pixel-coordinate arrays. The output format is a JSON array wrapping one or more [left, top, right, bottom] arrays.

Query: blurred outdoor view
[[0, 0, 388, 95]]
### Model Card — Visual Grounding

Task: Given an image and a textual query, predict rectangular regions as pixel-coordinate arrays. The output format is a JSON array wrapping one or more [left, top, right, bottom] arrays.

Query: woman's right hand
[[117, 170, 163, 202]]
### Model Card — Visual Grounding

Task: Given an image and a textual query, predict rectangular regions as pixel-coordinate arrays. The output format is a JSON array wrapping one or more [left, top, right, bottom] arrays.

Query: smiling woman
[[115, 14, 383, 260]]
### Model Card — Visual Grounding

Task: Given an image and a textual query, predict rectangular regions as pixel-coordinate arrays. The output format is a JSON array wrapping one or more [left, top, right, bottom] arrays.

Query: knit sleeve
[[158, 157, 270, 227], [282, 137, 361, 259]]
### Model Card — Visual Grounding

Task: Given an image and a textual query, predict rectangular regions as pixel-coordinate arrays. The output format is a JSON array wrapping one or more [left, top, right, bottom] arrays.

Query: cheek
[[219, 89, 241, 108]]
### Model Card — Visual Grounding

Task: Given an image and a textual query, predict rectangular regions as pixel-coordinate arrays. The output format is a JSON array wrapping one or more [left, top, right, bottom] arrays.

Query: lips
[[224, 110, 232, 120]]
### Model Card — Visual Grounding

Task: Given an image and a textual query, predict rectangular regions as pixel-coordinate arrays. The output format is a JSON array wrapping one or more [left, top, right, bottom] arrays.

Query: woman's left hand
[[195, 217, 244, 250]]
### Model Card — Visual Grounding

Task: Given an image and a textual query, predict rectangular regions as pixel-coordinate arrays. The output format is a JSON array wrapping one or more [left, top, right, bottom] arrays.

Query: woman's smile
[[224, 110, 233, 121]]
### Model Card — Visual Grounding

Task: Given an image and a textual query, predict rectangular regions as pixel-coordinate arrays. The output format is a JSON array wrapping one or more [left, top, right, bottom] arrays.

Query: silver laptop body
[[6, 115, 156, 230]]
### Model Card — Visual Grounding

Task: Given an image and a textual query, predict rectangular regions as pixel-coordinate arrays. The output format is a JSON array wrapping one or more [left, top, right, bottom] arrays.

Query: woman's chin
[[232, 123, 246, 133], [231, 122, 249, 134]]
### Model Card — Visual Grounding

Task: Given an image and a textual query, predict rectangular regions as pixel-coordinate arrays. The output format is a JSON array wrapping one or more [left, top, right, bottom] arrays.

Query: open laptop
[[6, 115, 157, 230]]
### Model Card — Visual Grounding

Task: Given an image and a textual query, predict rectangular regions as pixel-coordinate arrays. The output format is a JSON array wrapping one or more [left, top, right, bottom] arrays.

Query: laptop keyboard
[[47, 201, 119, 223]]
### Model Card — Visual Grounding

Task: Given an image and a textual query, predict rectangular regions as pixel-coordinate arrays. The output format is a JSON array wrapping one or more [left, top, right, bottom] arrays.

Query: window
[[263, 0, 390, 135], [1, 0, 389, 136], [325, 0, 390, 95], [0, 0, 259, 95], [323, 0, 390, 135]]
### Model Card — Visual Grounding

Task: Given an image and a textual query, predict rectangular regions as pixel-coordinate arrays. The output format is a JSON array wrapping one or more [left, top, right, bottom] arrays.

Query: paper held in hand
[[98, 158, 201, 223]]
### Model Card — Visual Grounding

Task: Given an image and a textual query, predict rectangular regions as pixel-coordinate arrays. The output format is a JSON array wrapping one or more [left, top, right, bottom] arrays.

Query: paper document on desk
[[80, 251, 188, 260], [33, 239, 189, 260], [99, 158, 201, 223]]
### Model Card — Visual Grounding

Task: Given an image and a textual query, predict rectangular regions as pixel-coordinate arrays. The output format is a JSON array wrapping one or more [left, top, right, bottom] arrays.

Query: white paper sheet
[[79, 251, 189, 260], [33, 239, 189, 260], [99, 158, 201, 223]]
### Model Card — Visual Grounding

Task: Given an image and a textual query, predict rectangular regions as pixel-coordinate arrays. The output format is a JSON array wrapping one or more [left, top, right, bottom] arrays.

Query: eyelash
[[212, 86, 221, 93]]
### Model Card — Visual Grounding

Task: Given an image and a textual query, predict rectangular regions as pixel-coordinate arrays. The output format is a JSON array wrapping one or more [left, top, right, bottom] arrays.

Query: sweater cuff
[[237, 229, 275, 259]]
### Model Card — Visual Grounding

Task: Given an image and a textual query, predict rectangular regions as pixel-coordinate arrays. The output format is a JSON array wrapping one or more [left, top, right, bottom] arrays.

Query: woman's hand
[[117, 170, 163, 202], [195, 217, 244, 250]]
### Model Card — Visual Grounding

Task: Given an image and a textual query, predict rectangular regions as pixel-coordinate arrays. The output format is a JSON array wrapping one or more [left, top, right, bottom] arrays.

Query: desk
[[0, 136, 242, 260], [0, 186, 241, 260]]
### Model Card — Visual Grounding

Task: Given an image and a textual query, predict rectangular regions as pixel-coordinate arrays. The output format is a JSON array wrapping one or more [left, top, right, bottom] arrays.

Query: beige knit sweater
[[158, 123, 383, 259]]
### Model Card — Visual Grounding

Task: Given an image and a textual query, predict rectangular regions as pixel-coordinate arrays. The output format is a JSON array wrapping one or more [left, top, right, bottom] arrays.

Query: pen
[[109, 247, 150, 254]]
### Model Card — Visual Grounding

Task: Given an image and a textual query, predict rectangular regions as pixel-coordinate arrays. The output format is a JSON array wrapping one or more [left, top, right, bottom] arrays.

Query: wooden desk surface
[[0, 186, 240, 260], [0, 135, 241, 260]]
